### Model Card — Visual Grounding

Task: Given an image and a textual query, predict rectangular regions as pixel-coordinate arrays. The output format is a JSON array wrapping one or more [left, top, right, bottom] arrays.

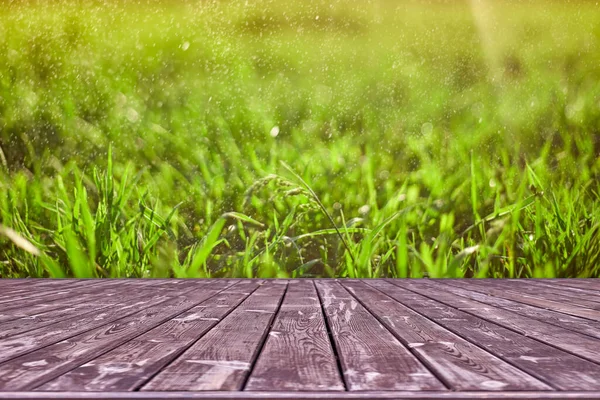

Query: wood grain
[[0, 293, 170, 364], [0, 280, 179, 323], [0, 280, 158, 313], [506, 280, 600, 303], [245, 280, 344, 391], [388, 280, 600, 362], [437, 280, 600, 340], [0, 280, 120, 306], [380, 279, 600, 390], [0, 303, 109, 340], [141, 281, 288, 391], [314, 280, 444, 391], [0, 280, 201, 363], [1, 279, 600, 397], [443, 279, 600, 321], [341, 280, 548, 391], [0, 280, 236, 390], [38, 281, 260, 392], [465, 280, 600, 310], [551, 279, 600, 291]]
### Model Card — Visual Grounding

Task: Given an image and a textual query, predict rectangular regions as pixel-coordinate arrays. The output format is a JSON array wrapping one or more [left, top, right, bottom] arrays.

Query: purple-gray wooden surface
[[0, 279, 599, 399]]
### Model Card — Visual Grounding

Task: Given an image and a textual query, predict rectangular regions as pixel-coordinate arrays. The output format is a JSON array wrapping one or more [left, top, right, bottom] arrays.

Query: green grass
[[1, 0, 599, 278]]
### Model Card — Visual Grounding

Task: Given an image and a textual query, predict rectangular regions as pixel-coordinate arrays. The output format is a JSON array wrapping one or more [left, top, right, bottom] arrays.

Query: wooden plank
[[504, 280, 600, 306], [0, 279, 82, 290], [503, 279, 600, 301], [0, 280, 85, 297], [446, 279, 600, 321], [0, 280, 208, 323], [313, 280, 444, 391], [0, 287, 80, 306], [38, 281, 261, 392], [470, 280, 600, 310], [377, 280, 600, 390], [0, 280, 117, 305], [389, 280, 600, 363], [245, 280, 344, 392], [0, 281, 158, 323], [0, 302, 80, 324], [0, 281, 236, 391], [552, 279, 600, 291], [0, 280, 211, 363], [515, 279, 600, 296], [339, 280, 549, 391], [437, 280, 600, 340], [0, 295, 169, 364], [0, 279, 203, 336], [0, 280, 153, 313], [141, 281, 288, 391], [0, 303, 110, 340]]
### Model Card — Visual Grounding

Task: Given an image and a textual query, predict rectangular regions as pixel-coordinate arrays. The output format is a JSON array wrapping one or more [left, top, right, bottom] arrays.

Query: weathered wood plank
[[0, 295, 169, 364], [0, 280, 85, 297], [0, 280, 156, 313], [551, 279, 600, 291], [0, 280, 214, 362], [0, 281, 236, 391], [0, 303, 110, 340], [0, 279, 82, 290], [37, 281, 261, 392], [0, 280, 118, 305], [525, 279, 600, 297], [445, 279, 600, 321], [141, 281, 288, 391], [507, 280, 600, 306], [389, 280, 600, 363], [469, 280, 600, 310], [377, 280, 600, 390], [340, 280, 548, 391], [380, 281, 600, 390], [0, 281, 160, 323], [2, 278, 600, 397], [0, 287, 79, 306], [0, 280, 231, 324], [437, 280, 600, 340], [0, 280, 174, 337], [245, 280, 344, 392], [314, 280, 444, 391], [0, 302, 81, 324]]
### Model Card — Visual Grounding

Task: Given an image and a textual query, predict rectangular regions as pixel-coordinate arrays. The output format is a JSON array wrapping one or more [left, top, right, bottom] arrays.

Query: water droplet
[[126, 108, 139, 123], [421, 122, 433, 135]]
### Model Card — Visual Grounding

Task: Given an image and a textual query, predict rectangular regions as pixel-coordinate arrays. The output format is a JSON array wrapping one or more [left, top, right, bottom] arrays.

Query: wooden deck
[[0, 279, 600, 399]]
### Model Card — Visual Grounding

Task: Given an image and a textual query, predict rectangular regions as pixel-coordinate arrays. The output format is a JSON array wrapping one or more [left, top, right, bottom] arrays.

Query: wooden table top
[[0, 278, 599, 399]]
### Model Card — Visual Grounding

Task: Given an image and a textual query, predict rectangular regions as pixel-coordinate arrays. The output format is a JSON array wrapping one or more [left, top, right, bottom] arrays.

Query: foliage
[[1, 0, 599, 278]]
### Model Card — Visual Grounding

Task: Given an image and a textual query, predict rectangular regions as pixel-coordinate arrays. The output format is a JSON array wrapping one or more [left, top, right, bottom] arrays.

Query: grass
[[0, 0, 599, 278]]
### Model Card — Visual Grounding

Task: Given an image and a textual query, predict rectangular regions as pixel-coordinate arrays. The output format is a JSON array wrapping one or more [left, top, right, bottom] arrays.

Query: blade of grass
[[280, 161, 357, 265]]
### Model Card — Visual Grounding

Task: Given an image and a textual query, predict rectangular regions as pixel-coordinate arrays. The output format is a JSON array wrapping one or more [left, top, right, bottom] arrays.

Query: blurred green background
[[0, 0, 599, 278]]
